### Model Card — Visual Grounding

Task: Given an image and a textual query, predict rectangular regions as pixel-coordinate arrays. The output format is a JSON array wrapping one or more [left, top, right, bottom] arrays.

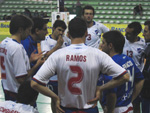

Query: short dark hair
[[17, 81, 38, 105], [31, 17, 48, 34], [53, 20, 67, 30], [128, 22, 142, 36], [9, 15, 33, 35], [103, 30, 125, 54], [69, 17, 87, 38], [82, 5, 95, 15], [144, 20, 150, 31]]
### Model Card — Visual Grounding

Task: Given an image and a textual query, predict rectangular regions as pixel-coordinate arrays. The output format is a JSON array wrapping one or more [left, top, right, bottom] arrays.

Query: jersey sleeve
[[99, 52, 127, 78], [11, 45, 29, 78], [33, 53, 57, 85], [98, 23, 109, 33], [40, 40, 50, 53]]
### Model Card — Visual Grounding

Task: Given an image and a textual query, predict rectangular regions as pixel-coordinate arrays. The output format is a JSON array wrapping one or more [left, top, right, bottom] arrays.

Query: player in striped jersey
[[31, 17, 130, 113], [99, 30, 144, 113], [82, 5, 109, 48]]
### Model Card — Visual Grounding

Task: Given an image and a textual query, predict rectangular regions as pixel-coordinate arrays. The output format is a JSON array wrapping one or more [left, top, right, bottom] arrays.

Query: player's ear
[[108, 43, 113, 49]]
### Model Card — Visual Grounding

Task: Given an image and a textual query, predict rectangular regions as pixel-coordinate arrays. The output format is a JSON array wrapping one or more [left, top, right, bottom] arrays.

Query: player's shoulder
[[94, 21, 106, 27], [139, 37, 145, 44]]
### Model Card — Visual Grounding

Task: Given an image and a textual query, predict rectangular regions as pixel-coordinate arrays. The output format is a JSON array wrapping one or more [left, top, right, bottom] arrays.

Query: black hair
[[103, 30, 125, 54], [9, 15, 33, 35], [53, 20, 67, 30], [17, 81, 38, 105], [69, 17, 87, 38], [128, 22, 142, 36], [31, 17, 48, 34], [82, 5, 95, 15], [144, 20, 150, 31]]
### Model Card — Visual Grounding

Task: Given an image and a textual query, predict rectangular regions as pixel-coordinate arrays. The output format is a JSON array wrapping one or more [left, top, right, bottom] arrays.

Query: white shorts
[[114, 103, 133, 113]]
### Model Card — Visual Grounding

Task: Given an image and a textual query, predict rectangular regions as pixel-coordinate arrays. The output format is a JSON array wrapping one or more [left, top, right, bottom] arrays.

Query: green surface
[[0, 35, 10, 41]]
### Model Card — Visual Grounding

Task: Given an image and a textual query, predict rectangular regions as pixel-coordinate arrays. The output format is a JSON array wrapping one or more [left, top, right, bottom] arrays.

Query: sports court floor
[[0, 80, 103, 113]]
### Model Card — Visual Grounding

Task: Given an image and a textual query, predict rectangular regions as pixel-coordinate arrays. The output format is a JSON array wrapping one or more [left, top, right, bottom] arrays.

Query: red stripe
[[1, 73, 6, 79], [114, 70, 127, 79], [32, 77, 46, 86], [122, 106, 133, 113]]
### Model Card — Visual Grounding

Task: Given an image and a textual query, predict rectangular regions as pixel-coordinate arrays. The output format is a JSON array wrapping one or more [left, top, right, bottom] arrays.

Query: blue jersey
[[98, 54, 144, 107], [21, 36, 38, 68]]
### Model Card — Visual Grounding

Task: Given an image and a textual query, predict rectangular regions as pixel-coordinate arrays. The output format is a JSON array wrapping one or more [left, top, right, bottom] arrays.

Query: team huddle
[[0, 5, 150, 113]]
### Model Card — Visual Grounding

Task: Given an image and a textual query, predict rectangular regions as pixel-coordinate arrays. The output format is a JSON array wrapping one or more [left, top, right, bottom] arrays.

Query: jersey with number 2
[[33, 44, 126, 109]]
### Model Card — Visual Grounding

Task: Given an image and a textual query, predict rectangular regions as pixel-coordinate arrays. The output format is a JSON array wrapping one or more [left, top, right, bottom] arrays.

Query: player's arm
[[87, 86, 101, 107], [100, 72, 129, 92], [106, 93, 116, 113], [44, 36, 64, 58], [131, 79, 144, 102], [17, 57, 45, 84], [31, 80, 65, 113]]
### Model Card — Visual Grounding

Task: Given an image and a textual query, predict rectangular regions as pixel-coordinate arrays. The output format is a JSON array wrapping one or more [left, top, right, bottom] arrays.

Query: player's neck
[[71, 38, 85, 44], [11, 34, 21, 43], [109, 51, 118, 57], [87, 21, 93, 28]]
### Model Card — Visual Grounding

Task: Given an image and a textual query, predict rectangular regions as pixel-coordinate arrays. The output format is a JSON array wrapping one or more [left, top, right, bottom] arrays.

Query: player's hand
[[55, 97, 65, 113], [87, 86, 101, 108], [55, 35, 64, 49], [35, 55, 45, 66], [30, 50, 43, 62]]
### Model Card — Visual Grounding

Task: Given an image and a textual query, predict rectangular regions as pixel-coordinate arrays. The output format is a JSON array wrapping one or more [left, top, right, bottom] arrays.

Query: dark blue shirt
[[21, 35, 38, 68]]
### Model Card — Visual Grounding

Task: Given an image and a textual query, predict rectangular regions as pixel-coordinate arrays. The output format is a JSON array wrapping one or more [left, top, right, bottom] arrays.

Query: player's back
[[33, 43, 126, 109], [56, 44, 102, 109], [112, 54, 143, 106], [51, 44, 124, 109]]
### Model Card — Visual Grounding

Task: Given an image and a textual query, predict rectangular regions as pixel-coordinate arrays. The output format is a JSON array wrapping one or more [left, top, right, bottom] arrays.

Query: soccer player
[[141, 20, 150, 113], [40, 19, 71, 113], [31, 17, 130, 113], [0, 15, 44, 101], [82, 5, 109, 48], [0, 81, 39, 113], [100, 30, 144, 113], [123, 22, 146, 113]]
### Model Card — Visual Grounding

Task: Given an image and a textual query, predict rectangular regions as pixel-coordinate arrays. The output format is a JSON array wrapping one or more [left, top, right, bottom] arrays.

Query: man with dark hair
[[123, 22, 146, 113], [0, 15, 44, 102], [100, 30, 144, 113], [123, 22, 145, 72], [40, 19, 70, 113], [82, 5, 109, 48], [0, 81, 39, 113], [31, 17, 130, 113], [21, 17, 48, 69], [141, 20, 150, 113]]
